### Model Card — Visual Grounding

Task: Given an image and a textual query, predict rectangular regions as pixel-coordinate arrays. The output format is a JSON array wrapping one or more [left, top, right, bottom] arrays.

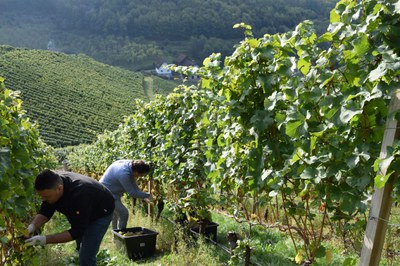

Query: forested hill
[[0, 45, 146, 147], [0, 0, 338, 71], [47, 0, 336, 40]]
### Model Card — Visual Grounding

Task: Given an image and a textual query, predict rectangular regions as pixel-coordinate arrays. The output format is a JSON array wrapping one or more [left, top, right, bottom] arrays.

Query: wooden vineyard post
[[148, 178, 154, 218], [359, 90, 400, 265]]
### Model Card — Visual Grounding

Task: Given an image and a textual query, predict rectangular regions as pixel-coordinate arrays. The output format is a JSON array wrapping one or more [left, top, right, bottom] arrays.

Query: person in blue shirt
[[100, 159, 152, 230]]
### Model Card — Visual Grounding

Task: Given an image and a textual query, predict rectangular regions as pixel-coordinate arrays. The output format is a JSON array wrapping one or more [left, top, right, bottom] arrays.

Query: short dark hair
[[35, 169, 63, 191], [131, 160, 150, 174]]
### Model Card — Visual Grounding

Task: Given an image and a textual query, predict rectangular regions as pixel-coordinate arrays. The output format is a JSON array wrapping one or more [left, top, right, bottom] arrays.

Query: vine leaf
[[368, 62, 387, 82], [374, 171, 394, 189], [286, 120, 303, 137], [373, 155, 395, 188]]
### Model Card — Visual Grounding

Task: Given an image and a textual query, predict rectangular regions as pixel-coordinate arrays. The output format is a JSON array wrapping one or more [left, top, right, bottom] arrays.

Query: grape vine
[[0, 77, 57, 265], [66, 0, 400, 263]]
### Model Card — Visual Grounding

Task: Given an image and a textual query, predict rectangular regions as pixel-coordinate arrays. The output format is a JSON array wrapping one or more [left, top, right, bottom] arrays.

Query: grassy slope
[[144, 75, 181, 100], [0, 45, 147, 147]]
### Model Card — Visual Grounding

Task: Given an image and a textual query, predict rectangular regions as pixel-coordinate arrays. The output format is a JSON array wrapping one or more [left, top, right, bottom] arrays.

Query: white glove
[[25, 235, 46, 246], [27, 224, 35, 235], [143, 195, 153, 204]]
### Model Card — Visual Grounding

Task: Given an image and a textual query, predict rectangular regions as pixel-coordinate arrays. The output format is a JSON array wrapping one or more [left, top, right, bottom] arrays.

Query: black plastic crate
[[112, 227, 158, 260], [190, 222, 219, 242]]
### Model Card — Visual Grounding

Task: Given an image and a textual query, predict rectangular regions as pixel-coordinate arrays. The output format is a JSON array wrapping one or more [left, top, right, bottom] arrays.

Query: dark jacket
[[38, 171, 115, 240]]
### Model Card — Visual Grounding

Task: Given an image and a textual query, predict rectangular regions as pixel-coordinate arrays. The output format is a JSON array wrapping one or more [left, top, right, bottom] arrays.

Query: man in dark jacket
[[25, 169, 115, 266]]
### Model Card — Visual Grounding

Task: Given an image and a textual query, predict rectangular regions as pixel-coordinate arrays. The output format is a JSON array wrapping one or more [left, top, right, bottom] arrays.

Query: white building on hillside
[[155, 63, 172, 79]]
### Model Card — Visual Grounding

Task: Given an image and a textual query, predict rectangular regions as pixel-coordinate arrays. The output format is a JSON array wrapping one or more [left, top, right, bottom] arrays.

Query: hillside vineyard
[[0, 46, 146, 147]]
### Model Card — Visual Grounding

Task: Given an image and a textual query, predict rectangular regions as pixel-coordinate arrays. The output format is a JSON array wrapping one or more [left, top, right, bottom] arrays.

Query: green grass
[[143, 77, 154, 100], [33, 198, 301, 265], [35, 206, 231, 266], [35, 201, 400, 265], [211, 212, 297, 266], [150, 75, 181, 97], [143, 75, 185, 101]]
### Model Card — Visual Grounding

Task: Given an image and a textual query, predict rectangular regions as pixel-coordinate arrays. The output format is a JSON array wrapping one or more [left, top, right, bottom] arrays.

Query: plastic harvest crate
[[112, 227, 158, 260], [190, 222, 219, 242]]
